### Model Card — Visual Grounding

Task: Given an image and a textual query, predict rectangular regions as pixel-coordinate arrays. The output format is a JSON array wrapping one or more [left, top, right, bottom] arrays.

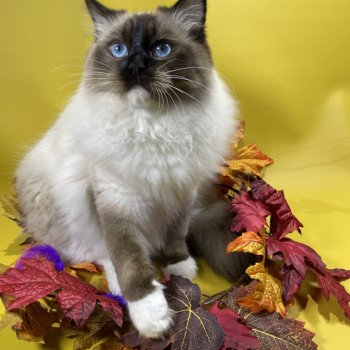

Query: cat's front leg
[[94, 192, 172, 338], [161, 208, 198, 281]]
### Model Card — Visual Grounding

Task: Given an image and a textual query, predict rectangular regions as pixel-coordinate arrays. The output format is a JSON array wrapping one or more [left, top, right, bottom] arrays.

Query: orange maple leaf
[[227, 231, 285, 317], [239, 262, 286, 317], [69, 262, 103, 274], [226, 231, 265, 256], [226, 143, 273, 177]]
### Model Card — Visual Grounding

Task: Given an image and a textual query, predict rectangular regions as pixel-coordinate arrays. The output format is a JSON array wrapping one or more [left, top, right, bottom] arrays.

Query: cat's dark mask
[[84, 0, 212, 104]]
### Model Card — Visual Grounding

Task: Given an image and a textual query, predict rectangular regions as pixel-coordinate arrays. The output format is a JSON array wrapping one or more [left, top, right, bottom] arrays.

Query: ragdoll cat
[[15, 0, 252, 338]]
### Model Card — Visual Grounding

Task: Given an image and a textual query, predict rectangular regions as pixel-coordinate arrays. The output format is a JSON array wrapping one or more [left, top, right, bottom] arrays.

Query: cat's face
[[84, 0, 212, 105]]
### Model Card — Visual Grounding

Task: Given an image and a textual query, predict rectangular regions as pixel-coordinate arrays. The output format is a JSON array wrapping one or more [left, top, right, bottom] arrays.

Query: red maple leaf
[[229, 180, 303, 237], [267, 237, 350, 318], [229, 192, 269, 232], [0, 258, 123, 328], [251, 180, 303, 238], [209, 302, 260, 350]]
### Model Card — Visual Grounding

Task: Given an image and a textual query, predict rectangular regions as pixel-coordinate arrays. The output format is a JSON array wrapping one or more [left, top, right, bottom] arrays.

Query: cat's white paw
[[127, 281, 172, 339], [163, 256, 197, 281]]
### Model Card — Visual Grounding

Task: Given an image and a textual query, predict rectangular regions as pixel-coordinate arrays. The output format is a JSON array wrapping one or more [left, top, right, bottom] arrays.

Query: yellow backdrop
[[1, 1, 349, 349]]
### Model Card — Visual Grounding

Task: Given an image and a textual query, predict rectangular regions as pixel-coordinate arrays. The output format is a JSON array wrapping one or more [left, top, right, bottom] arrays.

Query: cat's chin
[[126, 86, 153, 108]]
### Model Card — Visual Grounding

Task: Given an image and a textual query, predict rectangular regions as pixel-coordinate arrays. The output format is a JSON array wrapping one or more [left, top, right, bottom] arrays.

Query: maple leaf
[[0, 190, 24, 227], [267, 236, 350, 317], [229, 192, 270, 232], [92, 341, 130, 350], [225, 294, 317, 350], [69, 262, 104, 274], [281, 265, 304, 304], [316, 271, 350, 319], [209, 302, 260, 350], [165, 275, 224, 350], [123, 275, 224, 350], [122, 327, 171, 350], [251, 180, 303, 238], [267, 237, 325, 277], [227, 232, 285, 316], [0, 311, 22, 332], [0, 258, 123, 328], [240, 262, 286, 317], [70, 310, 119, 350], [226, 231, 265, 256], [228, 120, 245, 156], [226, 144, 273, 177], [12, 301, 58, 342]]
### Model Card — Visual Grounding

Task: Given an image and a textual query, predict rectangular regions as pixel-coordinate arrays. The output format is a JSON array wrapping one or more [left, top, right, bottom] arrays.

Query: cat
[[15, 0, 253, 338]]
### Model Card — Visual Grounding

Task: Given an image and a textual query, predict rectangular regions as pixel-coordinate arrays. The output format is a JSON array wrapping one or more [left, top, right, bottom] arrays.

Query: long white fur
[[16, 69, 237, 337]]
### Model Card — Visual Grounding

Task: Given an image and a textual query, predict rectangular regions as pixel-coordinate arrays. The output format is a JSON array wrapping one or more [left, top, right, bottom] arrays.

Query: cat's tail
[[187, 196, 255, 282]]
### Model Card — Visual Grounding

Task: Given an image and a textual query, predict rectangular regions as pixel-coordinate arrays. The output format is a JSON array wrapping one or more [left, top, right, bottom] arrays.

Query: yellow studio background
[[0, 0, 349, 349]]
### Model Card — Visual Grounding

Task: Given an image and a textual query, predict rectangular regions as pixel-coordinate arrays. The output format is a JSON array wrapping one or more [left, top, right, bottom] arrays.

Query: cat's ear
[[85, 0, 124, 36], [170, 0, 207, 41]]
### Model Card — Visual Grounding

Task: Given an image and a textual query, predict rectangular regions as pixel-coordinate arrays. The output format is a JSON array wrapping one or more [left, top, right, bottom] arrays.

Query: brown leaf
[[226, 144, 273, 177], [92, 341, 129, 350], [13, 301, 57, 342], [225, 298, 317, 350], [73, 311, 119, 350]]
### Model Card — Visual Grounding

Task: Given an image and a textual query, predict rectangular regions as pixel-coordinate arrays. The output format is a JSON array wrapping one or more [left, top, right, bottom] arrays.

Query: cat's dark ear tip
[[84, 0, 112, 21]]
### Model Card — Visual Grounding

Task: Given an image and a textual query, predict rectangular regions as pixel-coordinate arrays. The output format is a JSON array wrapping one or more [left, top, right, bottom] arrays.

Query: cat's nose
[[127, 54, 147, 79]]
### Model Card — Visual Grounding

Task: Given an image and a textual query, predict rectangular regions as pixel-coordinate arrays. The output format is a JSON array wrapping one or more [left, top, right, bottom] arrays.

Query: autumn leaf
[[267, 236, 350, 316], [71, 311, 119, 350], [251, 180, 303, 238], [226, 144, 273, 177], [209, 302, 260, 350], [92, 340, 130, 350], [69, 262, 104, 274], [225, 296, 317, 350], [122, 327, 171, 350], [229, 192, 270, 233], [226, 231, 265, 256], [316, 271, 350, 319], [123, 275, 224, 350], [267, 237, 324, 278], [240, 262, 285, 317], [226, 120, 246, 158], [0, 311, 22, 331], [0, 258, 123, 328], [0, 190, 24, 227], [12, 301, 58, 342], [165, 275, 224, 350], [227, 232, 285, 316]]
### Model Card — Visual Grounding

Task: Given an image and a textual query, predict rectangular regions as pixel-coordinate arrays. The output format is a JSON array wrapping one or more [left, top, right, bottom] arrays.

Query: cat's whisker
[[51, 64, 86, 73], [57, 78, 112, 92], [157, 59, 181, 71], [165, 85, 185, 115], [160, 82, 206, 110], [166, 66, 212, 74], [159, 83, 181, 119], [162, 74, 213, 93]]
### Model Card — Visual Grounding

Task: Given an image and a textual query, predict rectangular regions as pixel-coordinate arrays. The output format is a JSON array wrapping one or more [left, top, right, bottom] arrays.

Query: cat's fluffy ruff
[[16, 70, 237, 337]]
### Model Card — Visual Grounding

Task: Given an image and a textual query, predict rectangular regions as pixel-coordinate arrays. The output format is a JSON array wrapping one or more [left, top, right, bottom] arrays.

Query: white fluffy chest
[[58, 71, 237, 196]]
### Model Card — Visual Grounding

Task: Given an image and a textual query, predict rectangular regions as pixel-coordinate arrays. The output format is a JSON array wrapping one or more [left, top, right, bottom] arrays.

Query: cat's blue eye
[[154, 42, 172, 58], [110, 42, 128, 58]]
